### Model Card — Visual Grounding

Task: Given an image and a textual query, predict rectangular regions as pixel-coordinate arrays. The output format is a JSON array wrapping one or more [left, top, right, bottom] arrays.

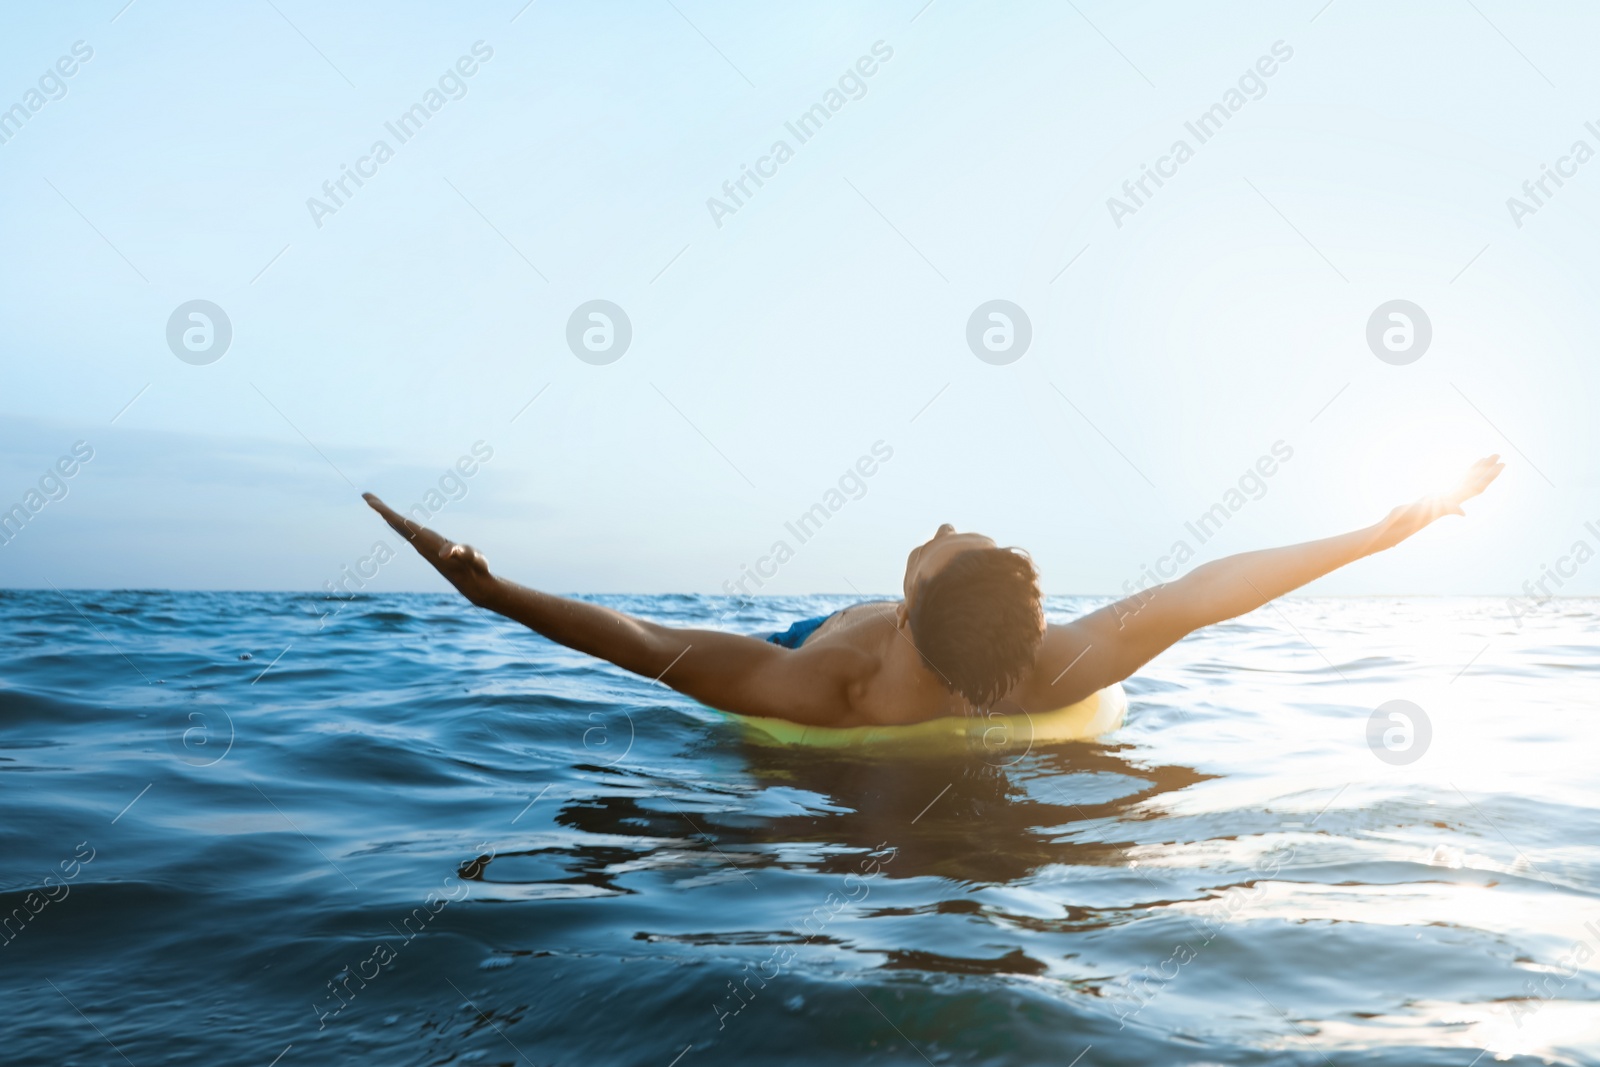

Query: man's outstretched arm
[[1021, 456, 1504, 708], [362, 494, 854, 724]]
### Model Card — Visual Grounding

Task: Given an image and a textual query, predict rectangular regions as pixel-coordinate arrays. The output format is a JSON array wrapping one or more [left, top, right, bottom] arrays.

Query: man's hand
[[1436, 453, 1505, 516], [363, 493, 497, 605], [1381, 454, 1505, 546], [362, 492, 853, 724], [1026, 454, 1507, 710]]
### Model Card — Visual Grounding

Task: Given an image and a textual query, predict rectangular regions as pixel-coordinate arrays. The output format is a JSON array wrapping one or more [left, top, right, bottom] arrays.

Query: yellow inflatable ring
[[724, 684, 1127, 753]]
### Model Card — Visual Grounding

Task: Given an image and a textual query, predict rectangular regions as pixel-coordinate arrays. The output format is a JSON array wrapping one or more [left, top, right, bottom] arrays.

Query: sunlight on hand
[[1348, 413, 1497, 510]]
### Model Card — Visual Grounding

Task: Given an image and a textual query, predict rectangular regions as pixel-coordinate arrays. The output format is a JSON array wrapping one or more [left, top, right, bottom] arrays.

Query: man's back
[[783, 600, 1105, 727]]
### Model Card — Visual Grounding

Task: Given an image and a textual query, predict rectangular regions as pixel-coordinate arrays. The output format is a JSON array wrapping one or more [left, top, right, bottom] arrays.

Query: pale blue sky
[[2, 0, 1596, 595]]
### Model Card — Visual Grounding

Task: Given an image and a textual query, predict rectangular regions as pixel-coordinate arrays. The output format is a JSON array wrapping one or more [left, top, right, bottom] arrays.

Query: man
[[362, 455, 1502, 727]]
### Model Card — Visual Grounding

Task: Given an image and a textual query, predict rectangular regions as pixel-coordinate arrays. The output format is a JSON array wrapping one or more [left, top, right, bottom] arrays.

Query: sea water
[[2, 590, 1597, 1065]]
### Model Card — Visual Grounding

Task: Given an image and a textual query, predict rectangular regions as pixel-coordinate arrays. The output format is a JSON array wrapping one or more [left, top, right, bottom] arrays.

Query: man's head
[[897, 524, 1044, 709]]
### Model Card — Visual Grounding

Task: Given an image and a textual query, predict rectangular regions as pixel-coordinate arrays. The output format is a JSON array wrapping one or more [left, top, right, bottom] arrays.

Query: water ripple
[[2, 592, 1597, 1065]]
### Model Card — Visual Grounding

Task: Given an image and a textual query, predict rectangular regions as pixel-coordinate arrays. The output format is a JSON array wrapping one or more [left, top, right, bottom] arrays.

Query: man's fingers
[[1443, 456, 1504, 513], [1469, 458, 1505, 494], [363, 493, 445, 553], [364, 493, 421, 539]]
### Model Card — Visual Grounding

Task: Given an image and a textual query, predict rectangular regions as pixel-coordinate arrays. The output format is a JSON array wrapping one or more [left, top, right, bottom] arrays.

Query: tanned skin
[[364, 456, 1502, 728]]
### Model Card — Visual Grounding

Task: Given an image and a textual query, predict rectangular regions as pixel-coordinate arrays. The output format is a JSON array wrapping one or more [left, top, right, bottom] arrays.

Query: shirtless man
[[362, 456, 1501, 727]]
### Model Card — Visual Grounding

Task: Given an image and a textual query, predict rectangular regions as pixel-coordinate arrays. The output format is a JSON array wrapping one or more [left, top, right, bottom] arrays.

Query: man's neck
[[867, 615, 961, 722]]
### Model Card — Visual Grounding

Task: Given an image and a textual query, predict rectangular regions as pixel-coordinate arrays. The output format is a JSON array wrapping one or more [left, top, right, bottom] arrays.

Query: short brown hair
[[908, 547, 1043, 709]]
